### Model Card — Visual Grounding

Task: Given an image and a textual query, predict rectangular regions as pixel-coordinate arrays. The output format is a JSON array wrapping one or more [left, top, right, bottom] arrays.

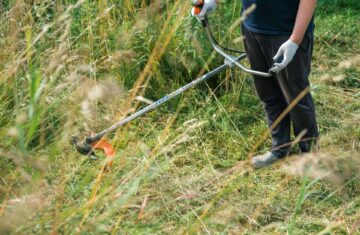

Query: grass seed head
[[281, 152, 360, 186]]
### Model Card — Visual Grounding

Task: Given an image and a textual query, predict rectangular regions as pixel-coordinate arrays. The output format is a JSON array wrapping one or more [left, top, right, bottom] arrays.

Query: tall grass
[[0, 0, 359, 234]]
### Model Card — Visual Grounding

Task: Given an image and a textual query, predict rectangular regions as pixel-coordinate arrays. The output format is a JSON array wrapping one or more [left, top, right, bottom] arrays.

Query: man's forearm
[[290, 0, 317, 45]]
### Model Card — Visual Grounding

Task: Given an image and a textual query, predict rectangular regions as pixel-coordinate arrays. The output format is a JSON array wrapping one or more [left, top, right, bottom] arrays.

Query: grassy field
[[0, 0, 359, 234]]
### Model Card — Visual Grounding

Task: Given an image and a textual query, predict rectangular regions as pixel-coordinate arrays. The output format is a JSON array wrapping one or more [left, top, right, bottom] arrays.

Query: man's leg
[[255, 32, 319, 153], [242, 26, 291, 157], [278, 33, 319, 152]]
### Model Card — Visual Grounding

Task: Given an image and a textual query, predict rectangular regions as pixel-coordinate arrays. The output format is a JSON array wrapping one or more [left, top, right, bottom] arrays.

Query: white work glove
[[191, 0, 217, 21], [270, 39, 299, 73]]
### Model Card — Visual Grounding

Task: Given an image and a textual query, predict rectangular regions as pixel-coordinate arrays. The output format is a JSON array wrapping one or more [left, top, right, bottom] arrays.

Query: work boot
[[251, 152, 280, 169]]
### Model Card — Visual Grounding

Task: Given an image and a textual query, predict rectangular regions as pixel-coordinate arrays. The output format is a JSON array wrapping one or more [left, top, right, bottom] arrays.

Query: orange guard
[[91, 138, 116, 167]]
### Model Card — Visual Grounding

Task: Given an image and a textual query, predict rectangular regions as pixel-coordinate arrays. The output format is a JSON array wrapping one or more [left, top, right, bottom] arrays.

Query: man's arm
[[290, 0, 317, 45], [270, 0, 317, 73]]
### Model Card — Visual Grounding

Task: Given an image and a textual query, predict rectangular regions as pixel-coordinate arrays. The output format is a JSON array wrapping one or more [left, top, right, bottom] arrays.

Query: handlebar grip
[[268, 55, 284, 73], [193, 6, 202, 15], [192, 0, 204, 15]]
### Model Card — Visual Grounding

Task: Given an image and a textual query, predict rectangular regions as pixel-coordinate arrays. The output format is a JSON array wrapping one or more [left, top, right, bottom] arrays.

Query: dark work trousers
[[242, 25, 319, 157]]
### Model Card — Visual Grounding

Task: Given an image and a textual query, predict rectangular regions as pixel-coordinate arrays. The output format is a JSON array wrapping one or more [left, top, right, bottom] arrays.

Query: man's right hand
[[191, 0, 218, 21]]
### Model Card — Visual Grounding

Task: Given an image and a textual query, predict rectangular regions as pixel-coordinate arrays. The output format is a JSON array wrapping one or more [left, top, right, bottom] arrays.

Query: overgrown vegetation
[[0, 0, 359, 234]]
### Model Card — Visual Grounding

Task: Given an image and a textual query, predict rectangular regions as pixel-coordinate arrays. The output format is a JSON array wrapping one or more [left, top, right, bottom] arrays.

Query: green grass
[[0, 0, 359, 234]]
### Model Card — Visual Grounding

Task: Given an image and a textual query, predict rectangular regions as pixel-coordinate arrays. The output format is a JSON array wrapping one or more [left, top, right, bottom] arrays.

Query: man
[[192, 0, 319, 168]]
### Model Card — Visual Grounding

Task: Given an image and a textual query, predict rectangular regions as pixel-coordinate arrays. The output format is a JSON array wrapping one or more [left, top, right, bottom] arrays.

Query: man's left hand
[[270, 39, 299, 73]]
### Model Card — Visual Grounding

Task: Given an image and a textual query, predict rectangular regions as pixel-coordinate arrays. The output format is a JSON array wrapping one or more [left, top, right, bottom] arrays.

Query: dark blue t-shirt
[[242, 0, 314, 35]]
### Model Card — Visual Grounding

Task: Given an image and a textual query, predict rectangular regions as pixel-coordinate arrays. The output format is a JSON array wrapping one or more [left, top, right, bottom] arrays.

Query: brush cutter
[[72, 12, 274, 161]]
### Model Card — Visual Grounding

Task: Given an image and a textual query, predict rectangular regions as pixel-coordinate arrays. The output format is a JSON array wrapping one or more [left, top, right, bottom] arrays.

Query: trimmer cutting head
[[71, 136, 96, 157], [71, 135, 115, 163]]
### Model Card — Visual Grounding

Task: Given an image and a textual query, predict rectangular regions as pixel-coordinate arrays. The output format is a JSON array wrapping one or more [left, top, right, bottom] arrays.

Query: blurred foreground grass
[[0, 0, 359, 234]]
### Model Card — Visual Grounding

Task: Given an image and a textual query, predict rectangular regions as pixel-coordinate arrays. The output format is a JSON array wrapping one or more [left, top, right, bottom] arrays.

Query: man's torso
[[242, 0, 314, 35]]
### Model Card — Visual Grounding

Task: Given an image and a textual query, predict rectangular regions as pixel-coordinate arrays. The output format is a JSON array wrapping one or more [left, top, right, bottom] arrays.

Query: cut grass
[[0, 0, 359, 234]]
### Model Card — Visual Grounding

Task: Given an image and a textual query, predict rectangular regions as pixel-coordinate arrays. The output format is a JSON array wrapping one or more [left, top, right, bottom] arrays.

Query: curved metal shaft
[[203, 19, 273, 78]]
